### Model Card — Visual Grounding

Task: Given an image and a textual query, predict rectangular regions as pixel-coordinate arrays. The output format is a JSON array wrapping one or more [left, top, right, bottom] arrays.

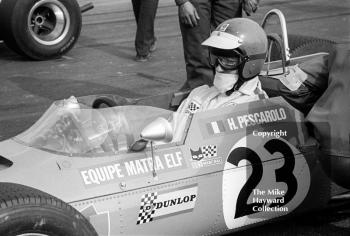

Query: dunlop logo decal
[[136, 185, 198, 225]]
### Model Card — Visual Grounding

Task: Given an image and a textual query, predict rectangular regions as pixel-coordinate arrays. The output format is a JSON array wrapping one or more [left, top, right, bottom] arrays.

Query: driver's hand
[[179, 2, 200, 27]]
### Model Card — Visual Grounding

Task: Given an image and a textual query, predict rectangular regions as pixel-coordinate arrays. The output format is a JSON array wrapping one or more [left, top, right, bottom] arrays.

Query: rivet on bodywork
[[119, 182, 126, 190]]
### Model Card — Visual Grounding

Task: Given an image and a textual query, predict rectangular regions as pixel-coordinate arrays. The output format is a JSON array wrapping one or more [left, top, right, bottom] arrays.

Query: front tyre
[[0, 182, 97, 236], [1, 0, 81, 60]]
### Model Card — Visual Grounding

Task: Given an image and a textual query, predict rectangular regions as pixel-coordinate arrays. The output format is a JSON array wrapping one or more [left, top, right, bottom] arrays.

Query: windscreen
[[14, 97, 172, 156]]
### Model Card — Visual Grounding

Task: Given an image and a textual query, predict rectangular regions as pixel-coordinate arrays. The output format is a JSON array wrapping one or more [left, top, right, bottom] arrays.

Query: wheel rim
[[27, 0, 70, 46]]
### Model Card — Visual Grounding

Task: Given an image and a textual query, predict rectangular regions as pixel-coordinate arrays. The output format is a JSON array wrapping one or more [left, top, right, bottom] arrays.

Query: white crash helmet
[[202, 18, 268, 80]]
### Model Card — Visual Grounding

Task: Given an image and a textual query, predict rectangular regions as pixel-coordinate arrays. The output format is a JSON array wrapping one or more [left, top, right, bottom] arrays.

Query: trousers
[[179, 0, 242, 89], [131, 0, 159, 56]]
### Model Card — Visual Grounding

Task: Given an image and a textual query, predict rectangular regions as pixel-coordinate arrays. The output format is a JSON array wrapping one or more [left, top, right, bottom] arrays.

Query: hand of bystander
[[242, 0, 259, 16], [179, 2, 200, 27]]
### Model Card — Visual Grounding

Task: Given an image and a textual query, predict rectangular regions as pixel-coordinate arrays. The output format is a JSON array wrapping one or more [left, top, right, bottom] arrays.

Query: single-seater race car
[[0, 0, 93, 60], [0, 9, 349, 236]]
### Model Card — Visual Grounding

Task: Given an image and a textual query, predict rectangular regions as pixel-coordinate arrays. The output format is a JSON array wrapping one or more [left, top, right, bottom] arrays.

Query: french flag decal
[[206, 120, 226, 135]]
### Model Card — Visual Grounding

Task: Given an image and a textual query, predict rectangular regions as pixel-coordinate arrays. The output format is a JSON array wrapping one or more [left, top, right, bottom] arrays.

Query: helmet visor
[[201, 31, 242, 50]]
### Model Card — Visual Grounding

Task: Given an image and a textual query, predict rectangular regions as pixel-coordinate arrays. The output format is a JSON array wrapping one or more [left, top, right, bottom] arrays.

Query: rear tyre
[[1, 0, 81, 60], [291, 39, 336, 58], [0, 182, 97, 236], [264, 34, 335, 62]]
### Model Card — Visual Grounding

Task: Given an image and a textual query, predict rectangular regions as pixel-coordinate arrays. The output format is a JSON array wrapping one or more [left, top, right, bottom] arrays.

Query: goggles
[[209, 48, 247, 70]]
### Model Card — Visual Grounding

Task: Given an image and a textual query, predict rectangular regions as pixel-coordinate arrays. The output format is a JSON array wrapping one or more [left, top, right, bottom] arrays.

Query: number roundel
[[222, 135, 310, 229]]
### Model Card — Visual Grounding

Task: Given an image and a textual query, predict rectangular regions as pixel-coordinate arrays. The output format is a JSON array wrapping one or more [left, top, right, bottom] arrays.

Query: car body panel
[[0, 94, 334, 235]]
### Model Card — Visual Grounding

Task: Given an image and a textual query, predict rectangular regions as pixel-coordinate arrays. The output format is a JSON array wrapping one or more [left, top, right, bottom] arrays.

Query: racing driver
[[170, 18, 269, 142]]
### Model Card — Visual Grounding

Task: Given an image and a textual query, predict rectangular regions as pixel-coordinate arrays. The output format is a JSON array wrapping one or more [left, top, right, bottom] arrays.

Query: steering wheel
[[92, 97, 118, 109]]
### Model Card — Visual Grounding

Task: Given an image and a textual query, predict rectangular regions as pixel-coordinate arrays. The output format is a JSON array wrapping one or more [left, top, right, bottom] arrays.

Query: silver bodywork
[[0, 95, 330, 235]]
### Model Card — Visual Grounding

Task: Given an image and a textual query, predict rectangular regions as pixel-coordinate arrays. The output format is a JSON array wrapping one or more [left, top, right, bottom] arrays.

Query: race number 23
[[229, 139, 297, 218], [222, 136, 310, 229]]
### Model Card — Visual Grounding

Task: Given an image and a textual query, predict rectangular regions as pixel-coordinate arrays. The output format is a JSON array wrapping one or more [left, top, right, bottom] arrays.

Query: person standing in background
[[132, 0, 159, 62], [175, 0, 259, 90]]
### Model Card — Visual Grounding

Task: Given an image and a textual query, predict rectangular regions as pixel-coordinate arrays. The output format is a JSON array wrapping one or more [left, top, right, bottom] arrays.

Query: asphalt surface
[[0, 0, 349, 235]]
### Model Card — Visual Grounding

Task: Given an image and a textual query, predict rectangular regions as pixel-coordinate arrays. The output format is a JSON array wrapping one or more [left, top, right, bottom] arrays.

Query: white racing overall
[[171, 77, 268, 142]]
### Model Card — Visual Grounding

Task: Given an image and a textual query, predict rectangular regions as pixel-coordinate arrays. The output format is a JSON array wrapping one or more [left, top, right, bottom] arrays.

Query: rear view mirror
[[129, 117, 173, 152], [141, 117, 173, 143]]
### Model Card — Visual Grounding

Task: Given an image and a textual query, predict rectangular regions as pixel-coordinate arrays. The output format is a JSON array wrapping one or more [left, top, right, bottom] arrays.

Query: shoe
[[135, 53, 151, 62], [150, 38, 157, 52]]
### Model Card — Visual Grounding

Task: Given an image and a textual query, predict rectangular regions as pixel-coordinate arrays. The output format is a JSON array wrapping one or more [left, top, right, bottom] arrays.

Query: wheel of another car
[[0, 182, 97, 236], [0, 0, 81, 60]]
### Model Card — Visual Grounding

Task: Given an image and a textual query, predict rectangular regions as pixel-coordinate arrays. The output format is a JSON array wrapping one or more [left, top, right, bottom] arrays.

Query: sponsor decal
[[203, 107, 289, 137], [186, 100, 201, 114], [80, 149, 185, 187], [136, 185, 198, 225], [190, 145, 223, 169]]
